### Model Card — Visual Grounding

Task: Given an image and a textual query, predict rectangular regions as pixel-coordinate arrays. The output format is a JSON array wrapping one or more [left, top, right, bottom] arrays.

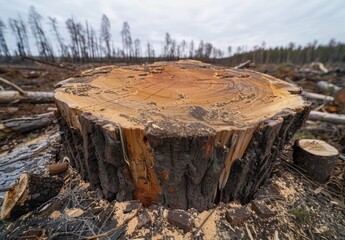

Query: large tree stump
[[55, 60, 310, 210]]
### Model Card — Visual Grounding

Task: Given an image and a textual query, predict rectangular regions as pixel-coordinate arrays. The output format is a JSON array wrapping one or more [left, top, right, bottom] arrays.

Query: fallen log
[[308, 111, 345, 124], [22, 56, 75, 71], [0, 112, 55, 134], [0, 173, 63, 220], [0, 90, 54, 104], [55, 60, 310, 210], [293, 139, 339, 182], [234, 60, 251, 69], [302, 91, 334, 102]]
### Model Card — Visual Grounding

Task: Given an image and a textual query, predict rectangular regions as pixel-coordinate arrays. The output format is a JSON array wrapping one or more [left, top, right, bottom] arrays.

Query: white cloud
[[1, 0, 344, 55]]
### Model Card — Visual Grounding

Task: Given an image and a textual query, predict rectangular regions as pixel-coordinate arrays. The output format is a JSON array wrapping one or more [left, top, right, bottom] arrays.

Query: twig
[[313, 103, 326, 111], [98, 207, 115, 234], [113, 123, 130, 167], [245, 223, 254, 240], [84, 205, 142, 239], [0, 76, 27, 96]]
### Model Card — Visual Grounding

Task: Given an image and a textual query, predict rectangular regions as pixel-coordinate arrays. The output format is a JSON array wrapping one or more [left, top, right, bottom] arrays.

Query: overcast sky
[[1, 0, 345, 54]]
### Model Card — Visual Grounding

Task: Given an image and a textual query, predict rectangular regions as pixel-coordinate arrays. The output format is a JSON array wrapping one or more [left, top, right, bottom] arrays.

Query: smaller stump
[[293, 139, 339, 182], [0, 173, 63, 220]]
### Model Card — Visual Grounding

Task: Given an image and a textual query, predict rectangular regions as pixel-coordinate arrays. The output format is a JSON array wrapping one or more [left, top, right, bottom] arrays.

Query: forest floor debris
[[0, 62, 344, 239]]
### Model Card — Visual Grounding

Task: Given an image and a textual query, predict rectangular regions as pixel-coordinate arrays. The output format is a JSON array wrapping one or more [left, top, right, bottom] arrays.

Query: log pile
[[55, 60, 310, 210]]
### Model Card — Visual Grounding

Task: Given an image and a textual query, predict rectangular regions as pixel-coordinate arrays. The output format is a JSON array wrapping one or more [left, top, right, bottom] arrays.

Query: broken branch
[[234, 60, 251, 69], [0, 76, 27, 96], [22, 56, 75, 71]]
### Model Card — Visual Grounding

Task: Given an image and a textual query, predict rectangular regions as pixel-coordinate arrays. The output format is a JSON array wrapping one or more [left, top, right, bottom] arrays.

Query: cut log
[[0, 173, 63, 220], [293, 139, 339, 182], [55, 60, 310, 210], [0, 112, 55, 134], [48, 162, 69, 176], [0, 90, 54, 104], [308, 111, 345, 124]]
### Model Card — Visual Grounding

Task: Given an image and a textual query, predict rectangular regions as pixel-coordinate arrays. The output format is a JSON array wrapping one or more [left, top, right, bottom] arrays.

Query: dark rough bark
[[293, 139, 339, 182], [57, 112, 135, 202], [57, 106, 310, 211], [1, 112, 55, 134], [1, 174, 63, 220], [222, 106, 310, 204]]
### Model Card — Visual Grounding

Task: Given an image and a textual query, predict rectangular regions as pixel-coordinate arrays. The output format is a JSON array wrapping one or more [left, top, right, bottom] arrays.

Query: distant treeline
[[0, 6, 344, 65]]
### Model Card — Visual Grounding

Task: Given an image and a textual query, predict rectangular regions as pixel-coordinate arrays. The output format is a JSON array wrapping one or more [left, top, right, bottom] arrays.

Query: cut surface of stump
[[293, 139, 339, 182], [55, 60, 310, 210]]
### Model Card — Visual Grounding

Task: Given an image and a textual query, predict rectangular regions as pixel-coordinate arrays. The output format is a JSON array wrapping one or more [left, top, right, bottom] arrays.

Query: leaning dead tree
[[55, 60, 310, 211]]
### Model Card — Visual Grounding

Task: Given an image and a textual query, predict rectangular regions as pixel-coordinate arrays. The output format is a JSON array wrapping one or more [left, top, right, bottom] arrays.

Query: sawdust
[[126, 217, 139, 235], [194, 209, 221, 239], [274, 177, 296, 201], [49, 210, 61, 219]]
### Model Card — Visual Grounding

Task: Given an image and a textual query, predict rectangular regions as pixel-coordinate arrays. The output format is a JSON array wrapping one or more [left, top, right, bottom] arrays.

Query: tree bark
[[0, 173, 63, 220], [55, 61, 310, 210], [0, 112, 55, 134]]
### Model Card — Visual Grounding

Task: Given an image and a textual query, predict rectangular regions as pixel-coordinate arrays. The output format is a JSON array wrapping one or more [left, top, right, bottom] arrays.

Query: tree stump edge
[[55, 61, 310, 210]]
